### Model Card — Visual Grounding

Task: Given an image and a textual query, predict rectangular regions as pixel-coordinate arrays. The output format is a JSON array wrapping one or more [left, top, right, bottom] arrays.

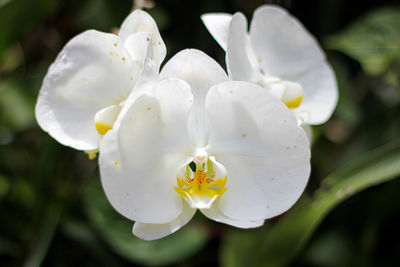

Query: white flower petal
[[119, 9, 166, 71], [36, 30, 135, 150], [99, 79, 193, 223], [201, 199, 264, 228], [159, 49, 227, 103], [201, 13, 232, 51], [133, 201, 196, 240], [160, 49, 228, 147], [107, 54, 158, 154], [111, 35, 158, 133], [226, 13, 260, 83], [291, 62, 338, 124], [131, 35, 159, 89], [206, 81, 310, 221], [249, 5, 325, 78], [300, 123, 313, 143], [123, 32, 152, 76]]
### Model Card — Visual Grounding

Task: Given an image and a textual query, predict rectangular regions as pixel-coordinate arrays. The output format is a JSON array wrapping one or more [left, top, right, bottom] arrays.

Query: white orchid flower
[[35, 10, 166, 157], [202, 5, 338, 126], [99, 49, 311, 240]]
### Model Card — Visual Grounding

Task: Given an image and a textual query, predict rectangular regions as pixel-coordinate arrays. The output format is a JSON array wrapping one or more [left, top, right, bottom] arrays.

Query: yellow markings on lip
[[281, 81, 304, 109], [175, 169, 227, 202], [284, 95, 303, 109], [95, 121, 113, 135]]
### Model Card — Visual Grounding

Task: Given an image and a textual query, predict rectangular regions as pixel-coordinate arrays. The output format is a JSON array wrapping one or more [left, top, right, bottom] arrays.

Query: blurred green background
[[1, 0, 400, 266]]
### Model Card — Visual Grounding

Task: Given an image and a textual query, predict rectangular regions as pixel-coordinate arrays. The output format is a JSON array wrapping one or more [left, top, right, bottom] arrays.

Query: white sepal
[[119, 9, 166, 71], [201, 199, 264, 228], [226, 13, 259, 83], [160, 49, 228, 147], [201, 13, 232, 51], [133, 201, 196, 240], [249, 5, 325, 78]]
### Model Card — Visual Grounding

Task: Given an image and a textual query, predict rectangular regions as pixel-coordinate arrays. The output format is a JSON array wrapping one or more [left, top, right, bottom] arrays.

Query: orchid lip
[[257, 74, 304, 110], [175, 148, 227, 209], [94, 103, 124, 136], [281, 81, 304, 109]]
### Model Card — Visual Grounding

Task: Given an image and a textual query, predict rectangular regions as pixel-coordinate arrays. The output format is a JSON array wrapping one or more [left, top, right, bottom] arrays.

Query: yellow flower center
[[175, 150, 227, 209], [175, 170, 227, 203]]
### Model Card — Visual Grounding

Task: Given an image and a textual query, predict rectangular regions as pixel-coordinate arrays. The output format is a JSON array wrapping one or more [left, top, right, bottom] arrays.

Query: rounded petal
[[160, 49, 228, 103], [128, 35, 159, 89], [206, 81, 310, 221], [291, 62, 338, 124], [119, 9, 166, 70], [122, 32, 152, 78], [99, 79, 193, 223], [133, 201, 196, 240], [201, 13, 232, 51], [111, 42, 160, 134], [226, 13, 260, 83], [160, 49, 228, 147], [201, 199, 264, 228], [36, 30, 136, 150], [249, 5, 325, 78]]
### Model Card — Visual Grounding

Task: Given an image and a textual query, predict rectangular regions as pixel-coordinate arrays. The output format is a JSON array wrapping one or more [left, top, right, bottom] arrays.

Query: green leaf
[[326, 7, 400, 75], [84, 177, 209, 266], [221, 140, 400, 267]]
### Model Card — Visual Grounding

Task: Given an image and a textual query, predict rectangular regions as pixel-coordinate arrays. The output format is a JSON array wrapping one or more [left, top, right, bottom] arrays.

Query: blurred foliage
[[221, 140, 400, 266], [326, 6, 400, 88], [84, 178, 209, 265], [0, 81, 35, 131], [326, 7, 400, 76], [0, 0, 56, 61], [0, 0, 400, 266]]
